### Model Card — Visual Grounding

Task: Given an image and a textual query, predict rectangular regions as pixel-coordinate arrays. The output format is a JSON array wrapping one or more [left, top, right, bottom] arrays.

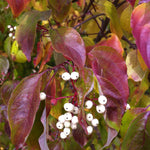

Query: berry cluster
[[56, 103, 79, 139], [61, 71, 79, 81], [7, 25, 16, 40], [84, 95, 107, 135]]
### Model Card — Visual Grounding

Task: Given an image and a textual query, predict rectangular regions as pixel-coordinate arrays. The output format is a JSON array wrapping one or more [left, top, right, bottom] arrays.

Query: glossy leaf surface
[[16, 10, 51, 61], [50, 27, 86, 68], [8, 73, 44, 149], [122, 111, 150, 150], [131, 2, 150, 69], [6, 0, 31, 17]]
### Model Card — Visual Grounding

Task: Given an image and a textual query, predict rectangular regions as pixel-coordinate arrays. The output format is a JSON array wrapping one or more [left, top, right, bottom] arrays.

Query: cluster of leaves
[[0, 0, 150, 149]]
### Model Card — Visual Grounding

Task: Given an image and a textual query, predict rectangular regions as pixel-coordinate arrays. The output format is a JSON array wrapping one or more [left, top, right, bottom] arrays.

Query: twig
[[122, 36, 137, 49], [74, 13, 105, 29]]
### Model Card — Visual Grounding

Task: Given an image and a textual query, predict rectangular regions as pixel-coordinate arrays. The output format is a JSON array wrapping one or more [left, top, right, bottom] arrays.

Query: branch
[[74, 13, 105, 29], [122, 36, 137, 49]]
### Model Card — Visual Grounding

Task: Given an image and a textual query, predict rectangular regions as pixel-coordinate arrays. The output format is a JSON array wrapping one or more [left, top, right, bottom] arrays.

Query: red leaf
[[50, 27, 86, 68], [126, 0, 136, 7], [7, 73, 44, 149], [39, 42, 53, 72], [33, 41, 44, 68], [0, 80, 19, 105], [16, 10, 51, 61], [131, 3, 150, 69], [6, 0, 31, 17], [95, 33, 124, 55], [89, 46, 129, 130]]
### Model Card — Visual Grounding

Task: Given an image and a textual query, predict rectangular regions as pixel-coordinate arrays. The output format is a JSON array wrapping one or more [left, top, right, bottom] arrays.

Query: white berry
[[126, 103, 130, 110], [9, 27, 13, 31], [64, 103, 74, 112], [14, 26, 16, 30], [40, 92, 46, 100], [12, 36, 15, 40], [86, 113, 93, 121], [60, 132, 67, 139], [91, 118, 99, 127], [7, 25, 11, 28], [98, 95, 107, 105], [58, 115, 65, 123], [64, 121, 71, 128], [63, 128, 71, 136], [85, 100, 93, 109], [71, 123, 77, 130], [56, 122, 63, 129], [9, 33, 13, 37], [72, 106, 79, 114], [62, 72, 71, 81], [72, 116, 78, 124], [96, 105, 105, 113], [70, 72, 79, 80], [64, 112, 72, 121], [87, 126, 93, 135]]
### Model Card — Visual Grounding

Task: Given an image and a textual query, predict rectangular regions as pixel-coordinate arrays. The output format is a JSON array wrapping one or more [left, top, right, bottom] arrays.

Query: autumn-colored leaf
[[34, 41, 44, 68], [0, 80, 19, 105], [6, 0, 31, 17], [95, 33, 124, 55], [0, 56, 9, 81], [39, 42, 53, 72], [131, 2, 150, 69], [50, 27, 86, 68], [89, 46, 129, 130], [7, 73, 44, 149], [122, 111, 150, 150], [16, 10, 51, 61], [126, 0, 136, 7]]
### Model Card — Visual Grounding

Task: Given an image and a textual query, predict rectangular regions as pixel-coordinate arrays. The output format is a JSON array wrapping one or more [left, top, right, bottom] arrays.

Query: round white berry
[[126, 103, 130, 110], [64, 103, 74, 112], [96, 105, 105, 114], [60, 132, 67, 139], [72, 116, 78, 124], [63, 128, 71, 136], [56, 122, 63, 129], [87, 126, 93, 135], [12, 36, 15, 40], [64, 121, 71, 128], [98, 95, 107, 105], [9, 27, 13, 31], [14, 26, 16, 30], [91, 118, 99, 127], [72, 106, 79, 114], [58, 115, 65, 123], [86, 113, 93, 121], [40, 92, 46, 100], [85, 100, 93, 109], [70, 72, 79, 80], [7, 25, 11, 28], [71, 123, 77, 130], [62, 72, 71, 81], [9, 33, 13, 37], [64, 112, 72, 121]]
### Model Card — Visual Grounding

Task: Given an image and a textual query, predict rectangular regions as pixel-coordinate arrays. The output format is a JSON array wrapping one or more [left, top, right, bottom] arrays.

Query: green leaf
[[8, 73, 44, 149], [16, 10, 51, 61], [122, 111, 150, 150]]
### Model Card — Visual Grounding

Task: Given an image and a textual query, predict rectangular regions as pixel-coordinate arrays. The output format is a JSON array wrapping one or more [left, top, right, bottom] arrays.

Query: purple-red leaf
[[6, 0, 31, 17], [0, 80, 19, 105], [7, 73, 44, 149], [122, 111, 150, 150], [16, 10, 51, 61], [50, 27, 86, 68], [72, 125, 87, 147], [89, 46, 129, 130], [131, 2, 150, 69]]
